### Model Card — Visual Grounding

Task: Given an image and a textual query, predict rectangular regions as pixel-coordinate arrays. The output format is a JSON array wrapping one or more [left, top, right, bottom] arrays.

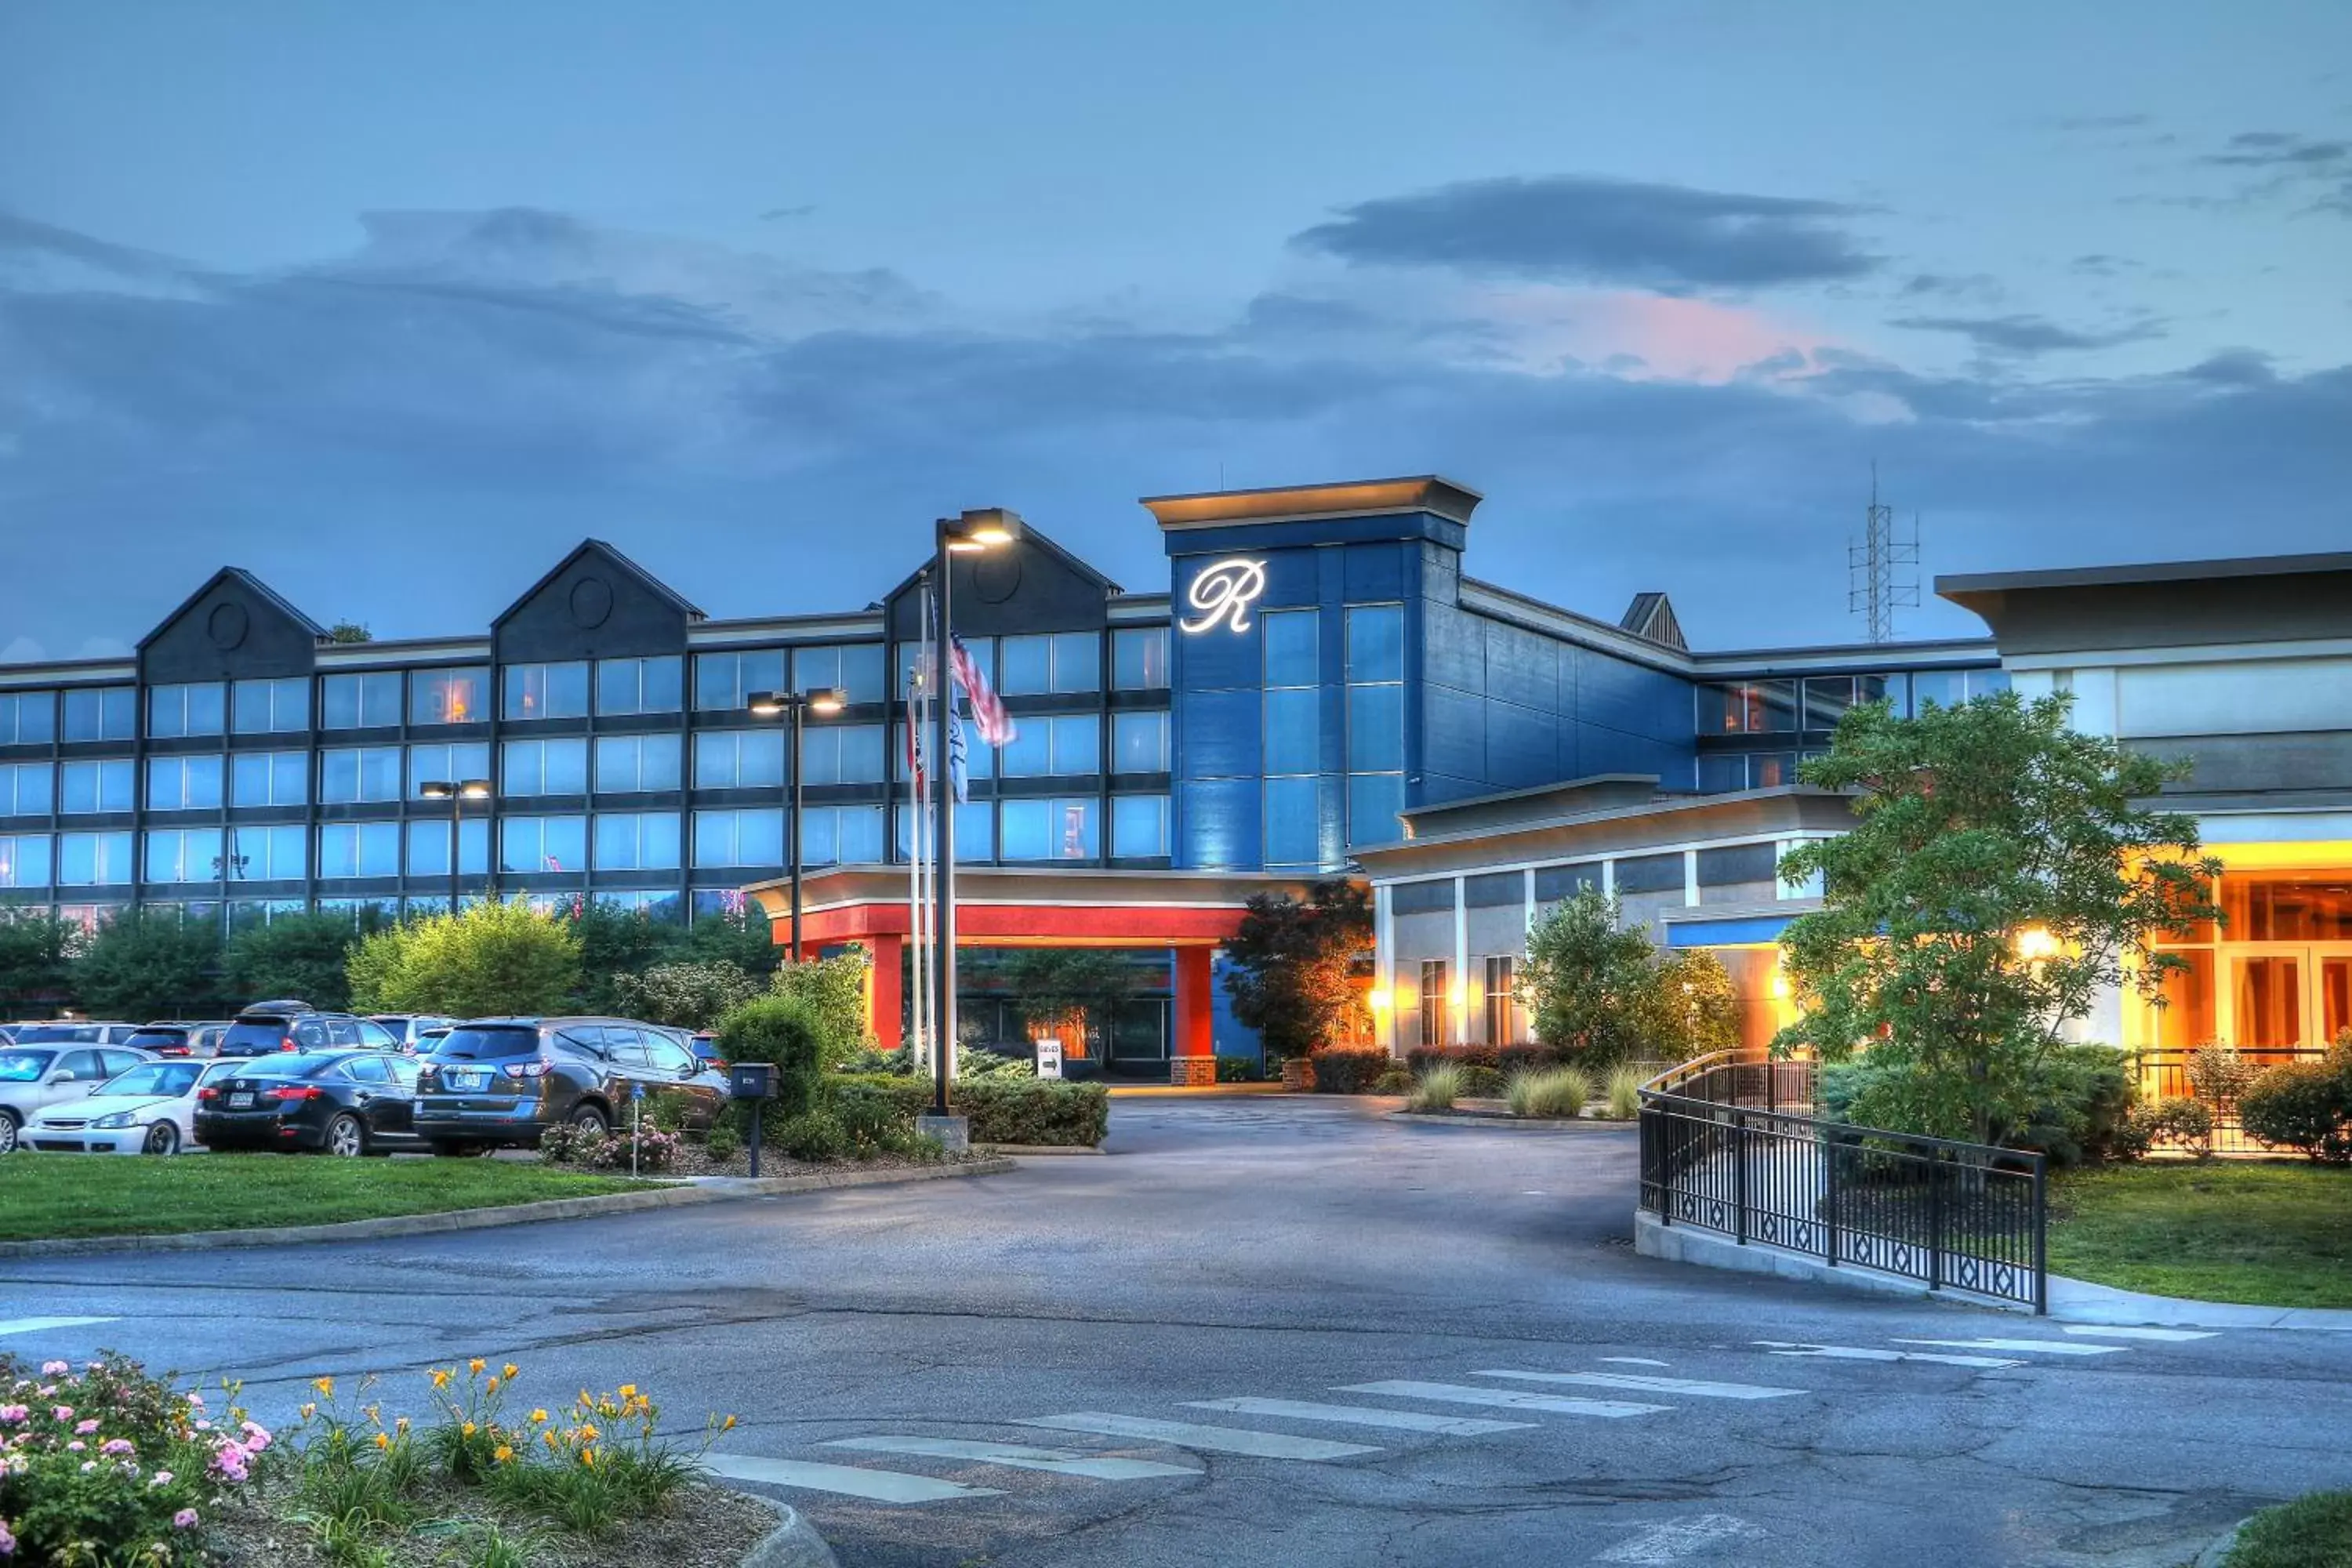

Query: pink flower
[[65, 1441, 85, 1453], [100, 1439, 133, 1457], [240, 1421, 271, 1452], [172, 1509, 199, 1530], [38, 1362, 67, 1377], [210, 1443, 249, 1483], [0, 1407, 24, 1427], [149, 1470, 174, 1486], [78, 1460, 96, 1473], [0, 1516, 15, 1555], [192, 1419, 212, 1432], [185, 1393, 204, 1408], [74, 1419, 99, 1436], [50, 1407, 72, 1424]]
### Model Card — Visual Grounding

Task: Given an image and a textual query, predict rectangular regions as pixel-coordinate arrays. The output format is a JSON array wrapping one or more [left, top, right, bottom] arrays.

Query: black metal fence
[[1639, 1052, 2048, 1312], [2128, 1047, 2324, 1157]]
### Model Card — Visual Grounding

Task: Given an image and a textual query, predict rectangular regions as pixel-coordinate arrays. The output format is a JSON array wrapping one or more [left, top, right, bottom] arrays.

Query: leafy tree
[[346, 900, 582, 1018], [1222, 880, 1373, 1062], [325, 621, 373, 643], [1004, 948, 1137, 1057], [0, 907, 82, 1017], [1774, 690, 2220, 1145], [1643, 948, 1744, 1062], [680, 902, 782, 977], [770, 948, 873, 1065], [223, 911, 366, 1011], [562, 898, 684, 1012], [610, 960, 763, 1030], [74, 909, 222, 1021], [1519, 888, 1670, 1065]]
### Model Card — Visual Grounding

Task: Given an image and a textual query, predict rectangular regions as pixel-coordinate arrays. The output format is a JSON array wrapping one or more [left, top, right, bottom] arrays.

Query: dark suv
[[413, 1017, 729, 1153], [216, 1001, 401, 1058]]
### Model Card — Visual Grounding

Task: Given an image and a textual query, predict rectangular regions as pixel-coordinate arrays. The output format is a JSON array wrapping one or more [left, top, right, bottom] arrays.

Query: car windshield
[[430, 1026, 543, 1061], [125, 1029, 189, 1051], [100, 1062, 204, 1099], [0, 1050, 57, 1082], [12, 1025, 95, 1044], [220, 1019, 294, 1052]]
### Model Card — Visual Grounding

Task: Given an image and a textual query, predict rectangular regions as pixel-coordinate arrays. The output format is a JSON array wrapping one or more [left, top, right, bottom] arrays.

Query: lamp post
[[929, 508, 1022, 1120], [418, 778, 493, 914], [745, 687, 846, 961]]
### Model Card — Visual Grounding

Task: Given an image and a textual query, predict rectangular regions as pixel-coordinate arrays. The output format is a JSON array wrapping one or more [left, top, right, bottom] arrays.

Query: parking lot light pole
[[746, 688, 846, 961], [418, 778, 493, 914]]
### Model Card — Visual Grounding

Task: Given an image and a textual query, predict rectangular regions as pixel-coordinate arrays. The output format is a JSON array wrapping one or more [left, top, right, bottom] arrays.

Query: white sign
[[1180, 557, 1268, 635], [1034, 1037, 1064, 1080]]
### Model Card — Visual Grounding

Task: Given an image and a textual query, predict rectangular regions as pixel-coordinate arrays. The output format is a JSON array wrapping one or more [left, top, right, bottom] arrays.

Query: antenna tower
[[1847, 466, 1920, 643]]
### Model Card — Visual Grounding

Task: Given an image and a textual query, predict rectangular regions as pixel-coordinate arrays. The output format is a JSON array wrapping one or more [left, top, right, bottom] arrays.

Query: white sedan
[[19, 1058, 239, 1155]]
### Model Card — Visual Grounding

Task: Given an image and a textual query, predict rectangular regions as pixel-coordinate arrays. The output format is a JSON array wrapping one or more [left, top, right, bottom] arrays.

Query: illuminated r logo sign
[[1181, 557, 1268, 635]]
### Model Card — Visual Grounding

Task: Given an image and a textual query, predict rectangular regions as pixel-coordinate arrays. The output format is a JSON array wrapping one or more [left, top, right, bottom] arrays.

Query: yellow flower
[[364, 1403, 381, 1426], [542, 1430, 559, 1449], [372, 1432, 390, 1450], [485, 1377, 500, 1394], [395, 1417, 410, 1435], [468, 1358, 486, 1376], [529, 1409, 549, 1425], [312, 1376, 335, 1398], [430, 1369, 452, 1390], [502, 1364, 519, 1381], [722, 1415, 738, 1432], [618, 1384, 637, 1399], [461, 1421, 477, 1438], [578, 1423, 599, 1443], [493, 1444, 514, 1464], [299, 1403, 317, 1420], [580, 1447, 597, 1468]]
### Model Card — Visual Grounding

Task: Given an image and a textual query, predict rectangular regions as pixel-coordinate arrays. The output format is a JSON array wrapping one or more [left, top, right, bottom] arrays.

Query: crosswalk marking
[[1755, 1341, 2024, 1369], [1475, 1369, 1803, 1401], [822, 1437, 1198, 1480], [2060, 1326, 2216, 1342], [1892, 1338, 2128, 1357], [702, 1453, 1002, 1503], [0, 1316, 119, 1339], [1185, 1397, 1535, 1435], [1337, 1381, 1668, 1418], [1601, 1357, 1671, 1367], [1017, 1414, 1381, 1460]]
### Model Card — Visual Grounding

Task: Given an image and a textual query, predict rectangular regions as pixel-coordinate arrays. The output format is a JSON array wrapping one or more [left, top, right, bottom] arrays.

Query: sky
[[2, 0, 2348, 663]]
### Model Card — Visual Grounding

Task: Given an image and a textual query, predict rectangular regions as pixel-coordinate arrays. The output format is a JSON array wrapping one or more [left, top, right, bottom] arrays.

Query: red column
[[868, 938, 903, 1050], [1171, 945, 1216, 1086]]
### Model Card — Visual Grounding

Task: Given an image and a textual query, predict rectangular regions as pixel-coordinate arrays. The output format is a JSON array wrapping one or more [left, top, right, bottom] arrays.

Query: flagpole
[[907, 581, 932, 1073]]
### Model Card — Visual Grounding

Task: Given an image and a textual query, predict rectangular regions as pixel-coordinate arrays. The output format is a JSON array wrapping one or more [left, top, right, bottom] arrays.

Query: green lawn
[[0, 1155, 658, 1243], [2048, 1162, 2352, 1309], [2224, 1490, 2352, 1567]]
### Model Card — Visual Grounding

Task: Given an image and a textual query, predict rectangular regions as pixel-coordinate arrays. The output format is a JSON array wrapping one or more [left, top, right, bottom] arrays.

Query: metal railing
[[1639, 1051, 2048, 1312], [2126, 1047, 2324, 1156]]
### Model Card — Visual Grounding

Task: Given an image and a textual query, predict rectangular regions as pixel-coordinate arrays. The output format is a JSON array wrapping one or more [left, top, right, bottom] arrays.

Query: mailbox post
[[731, 1061, 778, 1177]]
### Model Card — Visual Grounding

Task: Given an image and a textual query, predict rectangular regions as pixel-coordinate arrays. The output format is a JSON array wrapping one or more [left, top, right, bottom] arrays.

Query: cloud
[[1290, 175, 1880, 291], [2204, 131, 2352, 168], [2047, 114, 2153, 131], [1898, 272, 2003, 301], [2190, 131, 2352, 216], [1888, 312, 2168, 355]]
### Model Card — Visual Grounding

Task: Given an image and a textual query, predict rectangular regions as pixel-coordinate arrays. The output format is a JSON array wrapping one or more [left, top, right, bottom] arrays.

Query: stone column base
[[915, 1113, 971, 1154], [1168, 1057, 1218, 1087]]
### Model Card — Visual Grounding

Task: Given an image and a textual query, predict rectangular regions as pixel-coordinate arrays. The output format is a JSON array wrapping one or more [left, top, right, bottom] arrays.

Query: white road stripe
[[1185, 1397, 1534, 1435], [1475, 1369, 1803, 1401], [1755, 1341, 2024, 1369], [702, 1453, 1001, 1503], [1599, 1514, 1769, 1563], [823, 1436, 1197, 1480], [1600, 1358, 1671, 1367], [1017, 1413, 1380, 1460], [1892, 1338, 2127, 1356], [2060, 1326, 2217, 1342], [0, 1316, 119, 1338], [1337, 1381, 1667, 1418]]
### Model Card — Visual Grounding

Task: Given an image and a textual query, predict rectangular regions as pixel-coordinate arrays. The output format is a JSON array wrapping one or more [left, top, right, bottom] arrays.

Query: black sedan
[[192, 1051, 425, 1156]]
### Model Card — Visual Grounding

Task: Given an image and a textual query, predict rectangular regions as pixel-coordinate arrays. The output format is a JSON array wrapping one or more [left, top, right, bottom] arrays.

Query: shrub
[[637, 1089, 699, 1134], [769, 951, 874, 1066], [2240, 1062, 2352, 1164], [1406, 1044, 1501, 1075], [826, 1074, 932, 1156], [608, 961, 760, 1032], [535, 1122, 597, 1164], [1406, 1065, 1462, 1111], [579, 1127, 681, 1173], [840, 1045, 911, 1076], [957, 1047, 1036, 1080], [1457, 1064, 1506, 1098], [2128, 1095, 2216, 1158], [1826, 1043, 2137, 1166], [716, 995, 826, 1145], [1308, 1046, 1392, 1094], [1507, 1065, 1593, 1118], [1215, 1055, 1264, 1083], [1602, 1064, 1646, 1120], [2184, 1040, 2259, 1107], [955, 1079, 1109, 1147], [1497, 1042, 1565, 1076], [346, 900, 581, 1018], [704, 1122, 742, 1163], [1371, 1065, 1414, 1095], [775, 1111, 847, 1162]]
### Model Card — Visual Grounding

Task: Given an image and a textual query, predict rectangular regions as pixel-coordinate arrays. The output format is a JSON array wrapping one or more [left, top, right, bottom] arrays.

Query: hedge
[[1308, 1046, 1392, 1094], [2240, 1062, 2352, 1163], [954, 1079, 1109, 1147], [716, 994, 826, 1143]]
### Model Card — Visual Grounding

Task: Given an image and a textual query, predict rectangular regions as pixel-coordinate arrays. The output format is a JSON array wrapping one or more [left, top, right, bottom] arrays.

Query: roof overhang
[[1142, 475, 1482, 532]]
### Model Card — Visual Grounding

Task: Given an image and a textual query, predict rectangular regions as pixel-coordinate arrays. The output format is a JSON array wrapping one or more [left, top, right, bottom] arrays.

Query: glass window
[[691, 808, 784, 867], [1345, 604, 1404, 684], [1747, 753, 1798, 789], [147, 682, 226, 739], [898, 802, 993, 861], [58, 831, 135, 885], [144, 828, 223, 884], [695, 650, 786, 710], [405, 818, 489, 877], [1000, 715, 1098, 779], [1910, 670, 1969, 711], [593, 811, 682, 870], [502, 738, 589, 797], [60, 759, 133, 814], [0, 834, 54, 888], [407, 742, 492, 795], [1419, 959, 1449, 1047], [0, 762, 53, 815], [595, 655, 683, 716], [998, 797, 1097, 862], [795, 644, 885, 705], [503, 662, 590, 720], [232, 677, 310, 735], [1264, 609, 1319, 688], [231, 751, 308, 807], [1968, 668, 2010, 699], [1112, 627, 1169, 691], [0, 691, 57, 745], [500, 814, 588, 874], [1697, 753, 1747, 793], [321, 671, 404, 729], [694, 730, 784, 789], [594, 734, 682, 793], [1264, 775, 1320, 866], [1614, 852, 1685, 895], [1112, 711, 1168, 774], [1483, 955, 1516, 1047], [1110, 794, 1168, 858], [1802, 677, 1856, 731], [800, 804, 884, 866], [800, 724, 886, 786], [1050, 633, 1100, 694], [410, 667, 488, 726], [62, 688, 136, 742], [318, 821, 401, 878], [321, 746, 404, 804], [226, 824, 304, 880], [1698, 681, 1798, 734], [1265, 688, 1319, 775], [1346, 773, 1405, 849], [1346, 685, 1403, 772], [998, 635, 1051, 697], [146, 754, 224, 811]]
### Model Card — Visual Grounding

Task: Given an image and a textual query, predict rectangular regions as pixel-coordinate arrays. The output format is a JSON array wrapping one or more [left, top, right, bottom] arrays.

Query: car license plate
[[229, 1091, 255, 1109], [447, 1068, 488, 1091]]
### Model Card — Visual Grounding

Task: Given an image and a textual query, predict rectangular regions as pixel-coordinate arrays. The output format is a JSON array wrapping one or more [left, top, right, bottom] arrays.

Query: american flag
[[948, 633, 1016, 746]]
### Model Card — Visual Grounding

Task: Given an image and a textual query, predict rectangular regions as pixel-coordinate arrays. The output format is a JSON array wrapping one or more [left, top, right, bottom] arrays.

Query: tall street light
[[418, 778, 494, 914], [930, 508, 1022, 1120], [746, 686, 846, 961]]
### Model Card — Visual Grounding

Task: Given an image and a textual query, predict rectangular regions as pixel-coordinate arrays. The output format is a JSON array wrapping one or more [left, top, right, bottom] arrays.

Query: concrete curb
[[2194, 1519, 2245, 1568], [1105, 1083, 1287, 1098], [0, 1158, 1018, 1259], [978, 1143, 1106, 1156], [739, 1494, 840, 1568], [1388, 1110, 1639, 1133], [2048, 1273, 2352, 1331]]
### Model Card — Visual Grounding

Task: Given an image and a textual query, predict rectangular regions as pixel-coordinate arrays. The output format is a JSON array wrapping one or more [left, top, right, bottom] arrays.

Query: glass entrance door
[[2227, 947, 2352, 1054], [2321, 949, 2352, 1047]]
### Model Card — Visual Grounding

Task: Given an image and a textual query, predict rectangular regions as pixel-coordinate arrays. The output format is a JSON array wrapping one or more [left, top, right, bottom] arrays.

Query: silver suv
[[0, 1045, 151, 1153]]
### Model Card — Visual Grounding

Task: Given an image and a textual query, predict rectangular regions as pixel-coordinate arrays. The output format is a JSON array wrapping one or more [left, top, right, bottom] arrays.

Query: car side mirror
[[52, 1071, 74, 1083]]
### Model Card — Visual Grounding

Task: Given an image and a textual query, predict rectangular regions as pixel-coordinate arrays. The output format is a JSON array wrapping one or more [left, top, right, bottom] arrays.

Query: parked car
[[20, 1058, 242, 1155], [216, 1001, 401, 1058], [9, 1021, 144, 1047], [123, 1022, 232, 1058], [0, 1044, 154, 1153], [414, 1017, 729, 1153], [685, 1030, 725, 1071], [193, 1051, 425, 1156], [369, 1014, 456, 1054]]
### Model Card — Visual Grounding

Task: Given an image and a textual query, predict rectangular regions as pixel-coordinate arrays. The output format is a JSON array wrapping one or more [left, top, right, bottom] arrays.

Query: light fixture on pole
[[930, 507, 1022, 1121], [418, 778, 493, 914], [746, 686, 847, 961]]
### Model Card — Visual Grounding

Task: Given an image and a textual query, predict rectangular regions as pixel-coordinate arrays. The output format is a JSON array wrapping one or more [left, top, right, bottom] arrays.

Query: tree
[[562, 898, 684, 1013], [0, 907, 82, 1017], [325, 621, 373, 644], [1643, 948, 1744, 1063], [1221, 880, 1373, 1062], [680, 902, 782, 978], [223, 912, 367, 1011], [74, 910, 222, 1021], [346, 900, 582, 1018], [610, 961, 762, 1030], [1004, 949, 1137, 1057], [770, 949, 873, 1065], [1519, 888, 1670, 1065], [1774, 690, 2220, 1145]]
